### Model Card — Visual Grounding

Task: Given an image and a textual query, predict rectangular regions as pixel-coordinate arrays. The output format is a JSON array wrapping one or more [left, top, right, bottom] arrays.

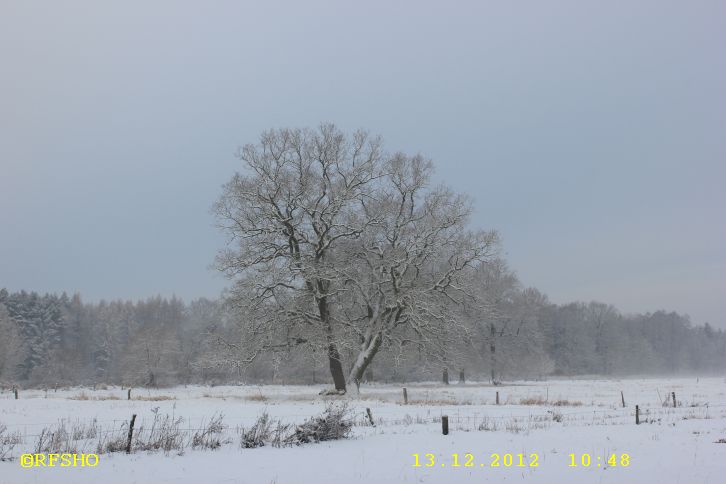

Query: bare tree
[[338, 154, 498, 390], [467, 259, 551, 383], [214, 124, 383, 391], [214, 124, 497, 393], [582, 302, 621, 374]]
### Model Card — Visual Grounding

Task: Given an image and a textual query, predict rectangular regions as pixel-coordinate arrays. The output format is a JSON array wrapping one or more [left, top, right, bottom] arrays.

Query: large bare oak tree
[[214, 124, 497, 393]]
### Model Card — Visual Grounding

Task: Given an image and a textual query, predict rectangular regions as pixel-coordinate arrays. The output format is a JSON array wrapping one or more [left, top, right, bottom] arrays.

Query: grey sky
[[1, 1, 724, 327]]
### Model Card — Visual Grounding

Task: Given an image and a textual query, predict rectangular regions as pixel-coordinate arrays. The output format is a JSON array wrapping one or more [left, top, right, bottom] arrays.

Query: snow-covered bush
[[284, 403, 352, 446]]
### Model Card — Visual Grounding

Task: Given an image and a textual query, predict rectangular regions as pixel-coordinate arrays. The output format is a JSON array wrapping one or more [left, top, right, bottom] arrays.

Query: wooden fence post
[[443, 368, 449, 385], [128, 388, 131, 400], [126, 414, 137, 454], [635, 405, 640, 425], [442, 415, 449, 435], [671, 392, 676, 407], [496, 391, 499, 405], [366, 408, 375, 427], [621, 391, 625, 408], [14, 387, 18, 400], [403, 387, 408, 405], [459, 369, 465, 384]]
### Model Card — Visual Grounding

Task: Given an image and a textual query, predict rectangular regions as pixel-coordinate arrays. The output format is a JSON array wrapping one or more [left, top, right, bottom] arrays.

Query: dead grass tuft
[[406, 398, 473, 406], [518, 397, 582, 406], [70, 391, 121, 401], [552, 399, 583, 407], [0, 424, 22, 461], [133, 395, 175, 401]]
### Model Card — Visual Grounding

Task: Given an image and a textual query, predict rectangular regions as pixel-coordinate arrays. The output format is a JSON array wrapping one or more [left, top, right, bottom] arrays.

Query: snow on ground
[[1, 377, 725, 483]]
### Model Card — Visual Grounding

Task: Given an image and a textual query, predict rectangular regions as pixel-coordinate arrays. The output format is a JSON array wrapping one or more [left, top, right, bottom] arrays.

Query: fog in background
[[1, 0, 724, 327]]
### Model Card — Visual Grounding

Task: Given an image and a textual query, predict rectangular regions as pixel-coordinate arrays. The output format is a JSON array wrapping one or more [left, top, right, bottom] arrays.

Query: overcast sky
[[1, 0, 724, 327]]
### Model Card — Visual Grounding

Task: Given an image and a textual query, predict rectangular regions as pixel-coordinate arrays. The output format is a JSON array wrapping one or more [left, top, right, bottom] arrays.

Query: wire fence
[[4, 401, 724, 439], [0, 401, 722, 464]]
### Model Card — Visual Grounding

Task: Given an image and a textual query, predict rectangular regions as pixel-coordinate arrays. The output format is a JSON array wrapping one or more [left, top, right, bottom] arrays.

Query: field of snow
[[1, 377, 725, 483]]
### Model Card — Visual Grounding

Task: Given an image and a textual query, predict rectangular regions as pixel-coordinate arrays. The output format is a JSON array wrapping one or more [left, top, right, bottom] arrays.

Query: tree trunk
[[348, 333, 383, 392], [318, 293, 347, 392], [489, 322, 497, 384], [327, 343, 346, 391]]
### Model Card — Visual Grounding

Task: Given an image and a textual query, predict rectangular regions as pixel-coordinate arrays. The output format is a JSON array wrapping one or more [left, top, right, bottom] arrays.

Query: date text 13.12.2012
[[411, 453, 631, 469]]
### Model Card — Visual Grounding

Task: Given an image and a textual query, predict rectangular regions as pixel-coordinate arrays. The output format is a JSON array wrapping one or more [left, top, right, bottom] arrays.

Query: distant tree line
[[1, 285, 723, 388], [0, 289, 234, 387]]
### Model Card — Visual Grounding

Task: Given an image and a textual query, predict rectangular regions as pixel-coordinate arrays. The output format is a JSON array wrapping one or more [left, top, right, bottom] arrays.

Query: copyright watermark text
[[19, 453, 99, 468]]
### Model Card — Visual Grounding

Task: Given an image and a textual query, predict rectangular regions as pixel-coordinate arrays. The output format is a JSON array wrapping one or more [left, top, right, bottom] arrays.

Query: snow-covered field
[[1, 377, 725, 483]]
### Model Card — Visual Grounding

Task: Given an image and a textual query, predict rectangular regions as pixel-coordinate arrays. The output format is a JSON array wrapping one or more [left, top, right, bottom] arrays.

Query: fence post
[[459, 369, 465, 384], [496, 391, 499, 405], [621, 391, 625, 408], [635, 405, 640, 425], [366, 408, 375, 427], [671, 392, 676, 407], [403, 387, 408, 405], [126, 414, 137, 454], [442, 415, 449, 435], [128, 388, 131, 400], [14, 387, 18, 400], [443, 368, 449, 385]]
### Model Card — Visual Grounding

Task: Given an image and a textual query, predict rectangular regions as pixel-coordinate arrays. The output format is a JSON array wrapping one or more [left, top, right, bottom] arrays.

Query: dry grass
[[191, 414, 229, 450], [133, 395, 176, 401], [245, 394, 269, 402], [477, 417, 499, 431], [406, 398, 474, 406], [69, 391, 121, 401], [552, 399, 583, 407], [0, 424, 23, 461], [518, 397, 583, 406], [33, 420, 101, 455], [201, 393, 235, 400], [132, 413, 185, 454]]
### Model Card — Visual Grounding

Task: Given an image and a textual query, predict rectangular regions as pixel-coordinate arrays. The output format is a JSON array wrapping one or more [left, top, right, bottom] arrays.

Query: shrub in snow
[[284, 403, 352, 446], [33, 421, 91, 455], [133, 413, 186, 454], [97, 434, 127, 454], [239, 412, 274, 449], [0, 424, 22, 461], [191, 413, 228, 450]]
